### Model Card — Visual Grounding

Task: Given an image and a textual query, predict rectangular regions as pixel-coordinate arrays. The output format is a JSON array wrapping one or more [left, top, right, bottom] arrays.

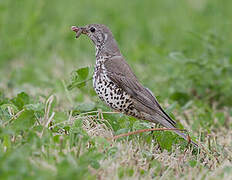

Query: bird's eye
[[90, 27, 96, 33]]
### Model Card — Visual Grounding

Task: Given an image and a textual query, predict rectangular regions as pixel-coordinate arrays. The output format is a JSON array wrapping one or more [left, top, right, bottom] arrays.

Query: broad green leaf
[[74, 102, 96, 113], [12, 110, 36, 131], [67, 67, 92, 90], [76, 67, 89, 81], [11, 92, 30, 110], [1, 103, 19, 112], [153, 131, 177, 151]]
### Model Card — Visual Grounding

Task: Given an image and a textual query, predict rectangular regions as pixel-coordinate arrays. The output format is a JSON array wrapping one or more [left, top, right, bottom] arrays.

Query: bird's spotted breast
[[93, 58, 140, 117]]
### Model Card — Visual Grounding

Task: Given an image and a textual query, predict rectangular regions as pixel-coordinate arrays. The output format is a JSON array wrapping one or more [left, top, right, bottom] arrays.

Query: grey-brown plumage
[[71, 24, 198, 147]]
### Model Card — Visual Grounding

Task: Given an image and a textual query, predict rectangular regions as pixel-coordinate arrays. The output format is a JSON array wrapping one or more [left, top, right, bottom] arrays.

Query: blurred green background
[[0, 0, 232, 179], [1, 0, 232, 106]]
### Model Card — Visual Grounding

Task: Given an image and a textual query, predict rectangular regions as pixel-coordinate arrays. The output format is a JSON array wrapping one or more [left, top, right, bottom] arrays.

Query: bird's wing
[[104, 56, 176, 127]]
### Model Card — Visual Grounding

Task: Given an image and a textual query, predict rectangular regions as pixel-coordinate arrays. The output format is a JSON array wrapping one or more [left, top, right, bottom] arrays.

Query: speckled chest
[[93, 57, 139, 117]]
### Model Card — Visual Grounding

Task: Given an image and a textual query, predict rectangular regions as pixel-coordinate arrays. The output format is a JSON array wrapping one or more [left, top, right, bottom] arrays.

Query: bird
[[71, 24, 198, 147]]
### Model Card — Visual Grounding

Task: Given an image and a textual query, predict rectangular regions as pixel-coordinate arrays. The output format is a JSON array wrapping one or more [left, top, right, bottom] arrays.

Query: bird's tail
[[171, 127, 198, 147]]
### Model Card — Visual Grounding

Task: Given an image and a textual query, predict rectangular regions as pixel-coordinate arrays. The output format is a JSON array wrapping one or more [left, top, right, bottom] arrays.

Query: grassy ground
[[0, 0, 232, 179]]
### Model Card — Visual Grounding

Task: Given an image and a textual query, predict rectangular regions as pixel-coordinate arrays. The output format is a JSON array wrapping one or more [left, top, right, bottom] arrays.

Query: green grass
[[0, 0, 232, 179]]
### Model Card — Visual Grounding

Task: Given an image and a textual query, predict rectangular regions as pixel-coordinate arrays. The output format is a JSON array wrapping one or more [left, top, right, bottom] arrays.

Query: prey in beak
[[71, 26, 82, 38], [71, 26, 87, 38]]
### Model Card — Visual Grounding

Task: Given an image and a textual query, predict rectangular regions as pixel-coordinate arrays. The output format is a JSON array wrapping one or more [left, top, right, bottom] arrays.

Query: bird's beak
[[71, 26, 87, 38], [81, 27, 88, 34]]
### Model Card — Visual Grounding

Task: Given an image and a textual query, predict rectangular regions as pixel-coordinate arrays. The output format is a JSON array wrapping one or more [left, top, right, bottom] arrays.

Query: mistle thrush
[[71, 24, 198, 147]]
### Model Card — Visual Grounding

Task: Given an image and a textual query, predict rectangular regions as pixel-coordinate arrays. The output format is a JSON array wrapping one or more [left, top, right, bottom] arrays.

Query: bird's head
[[71, 24, 120, 56]]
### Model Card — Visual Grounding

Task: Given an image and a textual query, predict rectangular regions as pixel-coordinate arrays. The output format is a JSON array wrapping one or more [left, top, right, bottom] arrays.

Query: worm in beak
[[71, 26, 83, 38]]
